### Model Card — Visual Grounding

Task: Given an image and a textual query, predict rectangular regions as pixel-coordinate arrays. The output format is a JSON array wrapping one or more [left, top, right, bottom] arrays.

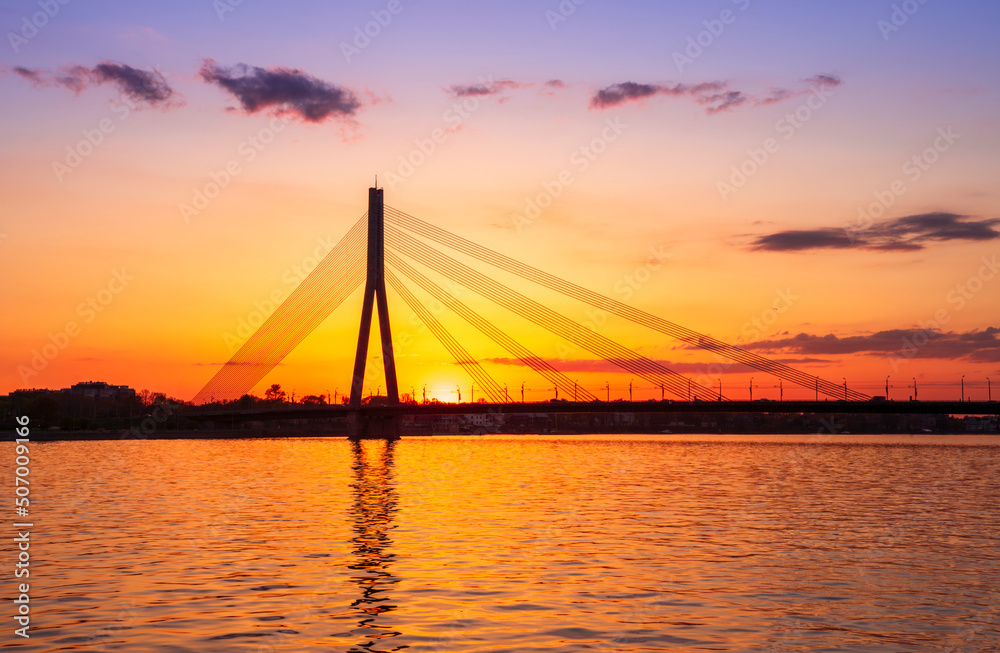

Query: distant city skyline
[[1, 1, 999, 401]]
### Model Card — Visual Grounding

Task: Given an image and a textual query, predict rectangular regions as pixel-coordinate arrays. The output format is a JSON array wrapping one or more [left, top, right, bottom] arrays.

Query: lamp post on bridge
[[629, 379, 633, 402], [606, 381, 610, 403], [913, 377, 917, 400], [456, 385, 461, 403], [749, 377, 753, 402], [660, 383, 664, 401], [422, 384, 427, 404], [886, 375, 890, 400], [521, 382, 525, 403], [779, 380, 783, 402], [961, 375, 965, 403], [718, 378, 722, 402]]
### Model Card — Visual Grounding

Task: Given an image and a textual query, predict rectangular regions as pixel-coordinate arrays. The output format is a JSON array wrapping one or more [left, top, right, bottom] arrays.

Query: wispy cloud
[[482, 357, 759, 375], [12, 62, 178, 107], [590, 74, 842, 115], [446, 78, 533, 99], [199, 59, 361, 123], [541, 79, 568, 97], [752, 212, 1000, 252]]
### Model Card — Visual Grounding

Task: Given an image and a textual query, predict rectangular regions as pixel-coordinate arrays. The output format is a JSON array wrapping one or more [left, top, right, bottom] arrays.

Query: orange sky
[[1, 2, 998, 402]]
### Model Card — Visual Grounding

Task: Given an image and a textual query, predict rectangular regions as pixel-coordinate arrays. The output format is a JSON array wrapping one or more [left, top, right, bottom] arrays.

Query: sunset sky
[[1, 0, 999, 402]]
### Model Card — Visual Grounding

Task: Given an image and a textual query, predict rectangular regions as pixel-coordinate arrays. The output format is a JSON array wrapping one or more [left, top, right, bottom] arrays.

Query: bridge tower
[[348, 188, 400, 436]]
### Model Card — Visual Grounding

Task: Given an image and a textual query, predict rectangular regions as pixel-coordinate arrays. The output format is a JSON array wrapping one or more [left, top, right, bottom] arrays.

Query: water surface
[[5, 434, 1000, 651]]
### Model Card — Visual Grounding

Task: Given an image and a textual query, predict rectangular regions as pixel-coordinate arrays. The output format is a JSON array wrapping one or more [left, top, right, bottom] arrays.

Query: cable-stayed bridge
[[188, 188, 996, 437]]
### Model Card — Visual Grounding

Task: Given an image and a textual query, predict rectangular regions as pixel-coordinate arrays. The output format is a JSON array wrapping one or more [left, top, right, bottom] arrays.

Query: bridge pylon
[[348, 187, 400, 416]]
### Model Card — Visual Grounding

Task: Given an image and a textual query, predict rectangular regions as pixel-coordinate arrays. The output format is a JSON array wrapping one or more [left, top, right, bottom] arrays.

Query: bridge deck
[[186, 400, 1000, 423]]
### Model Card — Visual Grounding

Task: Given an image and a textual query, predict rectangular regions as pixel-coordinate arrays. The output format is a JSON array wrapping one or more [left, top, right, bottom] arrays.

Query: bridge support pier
[[347, 411, 401, 440]]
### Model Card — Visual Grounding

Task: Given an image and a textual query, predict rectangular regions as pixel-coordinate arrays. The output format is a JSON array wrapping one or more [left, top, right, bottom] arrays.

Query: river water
[[4, 434, 1000, 652]]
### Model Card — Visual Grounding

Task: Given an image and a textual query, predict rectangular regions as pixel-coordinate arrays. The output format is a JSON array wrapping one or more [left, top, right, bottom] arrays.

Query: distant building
[[63, 381, 136, 400], [9, 388, 55, 396]]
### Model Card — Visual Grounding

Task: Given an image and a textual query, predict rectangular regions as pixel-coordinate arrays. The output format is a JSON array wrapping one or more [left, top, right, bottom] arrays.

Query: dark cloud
[[53, 65, 91, 94], [590, 74, 840, 114], [755, 88, 793, 106], [540, 79, 569, 97], [700, 90, 748, 114], [92, 62, 174, 104], [805, 74, 843, 88], [752, 229, 856, 252], [447, 78, 532, 98], [12, 66, 43, 84], [12, 62, 177, 106], [590, 81, 665, 108], [744, 327, 1000, 363], [881, 212, 1000, 242], [199, 59, 360, 123], [753, 212, 1000, 252]]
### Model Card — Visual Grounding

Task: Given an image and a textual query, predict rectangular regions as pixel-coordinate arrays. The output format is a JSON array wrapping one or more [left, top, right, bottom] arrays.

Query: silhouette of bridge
[[189, 188, 999, 437]]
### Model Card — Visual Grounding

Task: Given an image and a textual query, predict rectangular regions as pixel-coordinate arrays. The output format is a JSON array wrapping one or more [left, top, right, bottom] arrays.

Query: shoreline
[[3, 429, 998, 442]]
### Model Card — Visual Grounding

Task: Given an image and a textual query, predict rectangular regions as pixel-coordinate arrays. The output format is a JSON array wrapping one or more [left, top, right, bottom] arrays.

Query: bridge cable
[[385, 269, 506, 403], [201, 220, 368, 400], [386, 228, 722, 401], [387, 252, 599, 402], [385, 206, 868, 401], [192, 215, 368, 404]]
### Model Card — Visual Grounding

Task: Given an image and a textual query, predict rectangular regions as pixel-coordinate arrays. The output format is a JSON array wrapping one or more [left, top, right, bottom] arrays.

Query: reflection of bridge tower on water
[[349, 188, 401, 440], [345, 439, 402, 650]]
